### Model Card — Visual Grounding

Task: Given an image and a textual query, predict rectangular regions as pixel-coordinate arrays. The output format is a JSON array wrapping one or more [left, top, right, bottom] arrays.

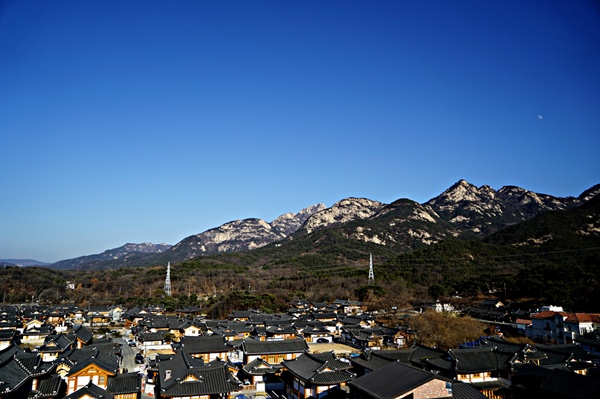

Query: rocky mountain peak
[[168, 203, 326, 260], [270, 203, 327, 236], [426, 181, 586, 237], [429, 179, 488, 205], [578, 184, 600, 202], [299, 198, 385, 234]]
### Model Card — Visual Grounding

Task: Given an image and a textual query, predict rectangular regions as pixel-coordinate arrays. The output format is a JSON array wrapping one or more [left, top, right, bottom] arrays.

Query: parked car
[[135, 353, 144, 364]]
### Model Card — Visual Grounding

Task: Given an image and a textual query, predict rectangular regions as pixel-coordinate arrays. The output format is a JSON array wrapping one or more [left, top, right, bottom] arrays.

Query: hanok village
[[1, 263, 599, 399]]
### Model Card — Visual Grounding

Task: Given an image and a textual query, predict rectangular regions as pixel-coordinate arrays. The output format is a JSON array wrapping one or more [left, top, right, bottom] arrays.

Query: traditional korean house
[[21, 323, 54, 344], [139, 331, 167, 349], [65, 354, 119, 394], [0, 316, 21, 332], [72, 324, 93, 349], [154, 349, 241, 398], [265, 325, 299, 341], [64, 382, 114, 399], [46, 307, 68, 327], [107, 372, 142, 399], [228, 309, 261, 322], [349, 361, 452, 399], [333, 299, 366, 314], [339, 326, 384, 349], [237, 358, 283, 392], [30, 375, 67, 399], [181, 335, 231, 362], [350, 344, 448, 378], [0, 330, 17, 351], [242, 337, 308, 365], [211, 321, 253, 340], [179, 320, 204, 337], [36, 333, 75, 362], [512, 363, 600, 399], [300, 322, 332, 343], [0, 346, 56, 398], [448, 347, 511, 399], [281, 351, 354, 399], [87, 306, 112, 327]]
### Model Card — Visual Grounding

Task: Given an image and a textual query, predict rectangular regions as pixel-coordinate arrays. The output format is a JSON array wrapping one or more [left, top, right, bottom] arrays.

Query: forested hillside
[[1, 195, 598, 316]]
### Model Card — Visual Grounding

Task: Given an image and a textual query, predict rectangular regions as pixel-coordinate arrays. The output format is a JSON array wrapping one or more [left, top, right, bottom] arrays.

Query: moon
[[537, 115, 543, 120]]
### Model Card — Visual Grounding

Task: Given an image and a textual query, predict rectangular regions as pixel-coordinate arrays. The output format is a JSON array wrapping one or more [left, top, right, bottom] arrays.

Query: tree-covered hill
[[2, 193, 598, 315]]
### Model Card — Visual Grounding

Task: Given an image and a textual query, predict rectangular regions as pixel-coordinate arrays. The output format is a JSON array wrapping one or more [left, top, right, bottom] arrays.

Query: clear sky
[[1, 0, 599, 263]]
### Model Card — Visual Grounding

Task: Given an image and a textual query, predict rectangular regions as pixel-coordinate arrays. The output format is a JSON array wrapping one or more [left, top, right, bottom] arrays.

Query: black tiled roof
[[350, 351, 394, 372], [265, 325, 298, 335], [242, 337, 308, 355], [157, 350, 240, 396], [479, 336, 526, 353], [107, 372, 141, 394], [72, 324, 93, 344], [424, 356, 453, 372], [349, 361, 441, 399], [282, 352, 353, 385], [535, 343, 599, 363], [66, 353, 119, 376], [451, 382, 488, 399], [0, 329, 16, 341], [140, 330, 166, 342], [0, 351, 54, 395], [29, 375, 65, 399], [242, 358, 281, 375], [64, 382, 114, 399], [0, 344, 24, 362], [539, 368, 600, 399], [448, 348, 498, 373], [38, 334, 74, 353], [183, 335, 229, 354]]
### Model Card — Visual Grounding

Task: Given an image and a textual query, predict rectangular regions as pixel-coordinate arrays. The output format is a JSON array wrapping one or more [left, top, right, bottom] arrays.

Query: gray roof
[[448, 348, 498, 373], [29, 375, 65, 399], [64, 383, 113, 399], [349, 361, 441, 399], [157, 350, 240, 395], [539, 368, 600, 399], [66, 354, 119, 376], [242, 337, 308, 355], [107, 372, 141, 395], [451, 381, 488, 399], [242, 358, 282, 375], [182, 335, 229, 354], [0, 348, 56, 395], [282, 352, 353, 385], [72, 324, 93, 344]]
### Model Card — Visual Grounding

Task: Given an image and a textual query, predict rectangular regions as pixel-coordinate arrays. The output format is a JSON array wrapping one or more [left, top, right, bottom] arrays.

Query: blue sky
[[1, 0, 599, 263]]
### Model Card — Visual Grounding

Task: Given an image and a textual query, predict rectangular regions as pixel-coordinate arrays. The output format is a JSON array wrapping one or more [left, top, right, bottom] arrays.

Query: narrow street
[[115, 337, 140, 373], [114, 337, 154, 398]]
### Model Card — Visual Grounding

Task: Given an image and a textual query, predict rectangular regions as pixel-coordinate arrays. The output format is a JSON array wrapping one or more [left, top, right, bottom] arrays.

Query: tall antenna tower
[[164, 262, 172, 296], [368, 253, 374, 284]]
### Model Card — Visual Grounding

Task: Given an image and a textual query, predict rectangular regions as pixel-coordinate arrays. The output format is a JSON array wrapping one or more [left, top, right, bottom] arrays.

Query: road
[[114, 337, 154, 399], [115, 337, 142, 373]]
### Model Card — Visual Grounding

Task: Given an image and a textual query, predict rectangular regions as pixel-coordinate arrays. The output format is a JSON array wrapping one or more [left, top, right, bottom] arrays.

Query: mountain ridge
[[45, 180, 599, 270]]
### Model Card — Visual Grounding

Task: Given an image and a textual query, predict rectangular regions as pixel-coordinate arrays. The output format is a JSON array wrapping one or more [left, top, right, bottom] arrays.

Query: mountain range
[[39, 180, 600, 270], [0, 259, 51, 267]]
